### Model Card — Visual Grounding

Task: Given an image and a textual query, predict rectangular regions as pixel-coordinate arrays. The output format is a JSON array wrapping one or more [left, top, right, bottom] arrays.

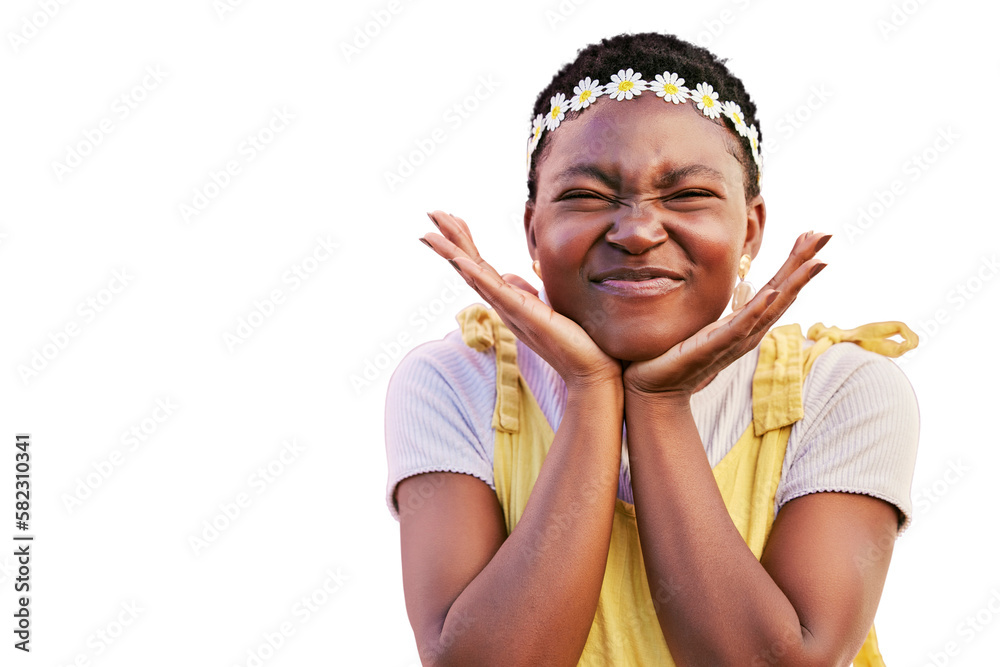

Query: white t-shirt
[[385, 304, 920, 533]]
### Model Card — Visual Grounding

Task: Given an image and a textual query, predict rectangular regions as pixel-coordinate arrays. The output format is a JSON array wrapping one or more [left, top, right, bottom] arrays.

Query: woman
[[387, 33, 919, 665]]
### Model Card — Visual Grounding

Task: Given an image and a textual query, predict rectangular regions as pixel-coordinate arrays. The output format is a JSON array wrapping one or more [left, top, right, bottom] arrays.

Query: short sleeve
[[384, 331, 497, 521], [775, 343, 920, 534]]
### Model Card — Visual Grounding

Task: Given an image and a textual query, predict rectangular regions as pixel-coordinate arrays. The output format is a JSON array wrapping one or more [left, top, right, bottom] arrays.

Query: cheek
[[683, 221, 741, 268], [533, 221, 602, 320], [683, 229, 743, 305], [535, 218, 598, 276]]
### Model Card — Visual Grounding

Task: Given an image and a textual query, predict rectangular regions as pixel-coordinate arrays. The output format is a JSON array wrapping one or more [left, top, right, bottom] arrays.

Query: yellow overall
[[456, 305, 917, 666]]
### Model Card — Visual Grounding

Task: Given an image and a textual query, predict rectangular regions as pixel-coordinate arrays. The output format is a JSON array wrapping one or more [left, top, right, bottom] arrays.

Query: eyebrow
[[553, 163, 727, 191], [553, 163, 620, 190], [653, 164, 727, 189]]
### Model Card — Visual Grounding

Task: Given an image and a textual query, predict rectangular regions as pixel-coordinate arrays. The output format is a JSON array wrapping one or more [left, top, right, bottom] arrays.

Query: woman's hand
[[622, 231, 832, 401], [421, 210, 623, 392]]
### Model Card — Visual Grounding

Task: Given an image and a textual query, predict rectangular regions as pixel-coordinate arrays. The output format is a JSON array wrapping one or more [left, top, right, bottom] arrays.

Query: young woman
[[386, 33, 919, 666]]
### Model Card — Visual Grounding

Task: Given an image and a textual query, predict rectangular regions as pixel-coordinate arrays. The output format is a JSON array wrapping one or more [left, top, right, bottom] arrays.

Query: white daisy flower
[[748, 124, 762, 168], [692, 82, 721, 119], [605, 68, 647, 101], [720, 101, 748, 137], [649, 71, 689, 104], [528, 114, 545, 155], [545, 92, 568, 131], [570, 77, 603, 111]]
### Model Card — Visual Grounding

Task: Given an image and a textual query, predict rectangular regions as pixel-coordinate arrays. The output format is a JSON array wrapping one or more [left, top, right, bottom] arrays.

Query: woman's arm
[[620, 232, 903, 665], [624, 393, 898, 666], [400, 211, 630, 665], [399, 376, 623, 666]]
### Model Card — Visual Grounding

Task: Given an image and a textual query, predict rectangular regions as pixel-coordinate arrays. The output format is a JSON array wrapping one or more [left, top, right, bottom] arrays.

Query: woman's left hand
[[622, 231, 832, 400]]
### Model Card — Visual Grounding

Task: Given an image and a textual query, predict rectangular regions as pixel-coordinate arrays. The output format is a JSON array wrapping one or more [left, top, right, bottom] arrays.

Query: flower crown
[[527, 68, 763, 182]]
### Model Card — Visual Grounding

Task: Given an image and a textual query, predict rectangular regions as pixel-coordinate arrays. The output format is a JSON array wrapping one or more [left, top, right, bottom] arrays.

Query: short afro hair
[[526, 32, 762, 204]]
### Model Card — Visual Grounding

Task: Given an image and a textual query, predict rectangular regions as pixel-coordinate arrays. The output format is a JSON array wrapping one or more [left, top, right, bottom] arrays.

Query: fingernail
[[448, 258, 461, 272], [814, 234, 833, 252], [418, 237, 432, 248], [426, 212, 440, 228], [809, 263, 828, 278], [765, 291, 779, 305]]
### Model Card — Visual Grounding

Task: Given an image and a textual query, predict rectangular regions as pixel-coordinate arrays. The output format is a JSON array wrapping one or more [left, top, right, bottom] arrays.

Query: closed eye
[[671, 190, 714, 199], [556, 190, 622, 209], [562, 191, 612, 201]]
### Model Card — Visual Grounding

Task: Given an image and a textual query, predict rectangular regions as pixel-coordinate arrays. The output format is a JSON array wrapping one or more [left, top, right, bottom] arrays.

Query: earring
[[731, 254, 755, 310], [532, 260, 542, 279]]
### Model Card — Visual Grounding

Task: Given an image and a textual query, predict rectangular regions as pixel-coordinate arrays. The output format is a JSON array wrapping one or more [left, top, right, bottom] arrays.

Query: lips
[[590, 266, 684, 282], [589, 266, 684, 298]]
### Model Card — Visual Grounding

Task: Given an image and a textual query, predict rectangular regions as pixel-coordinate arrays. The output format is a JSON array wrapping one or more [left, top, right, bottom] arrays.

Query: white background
[[2, 0, 997, 665]]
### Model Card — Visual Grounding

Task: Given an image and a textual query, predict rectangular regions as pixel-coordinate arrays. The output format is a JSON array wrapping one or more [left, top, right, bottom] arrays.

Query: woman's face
[[525, 93, 765, 361]]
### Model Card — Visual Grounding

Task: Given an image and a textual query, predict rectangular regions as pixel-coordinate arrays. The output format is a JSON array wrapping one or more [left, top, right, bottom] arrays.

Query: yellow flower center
[[732, 113, 743, 125], [579, 90, 591, 103], [619, 80, 634, 92], [534, 126, 541, 138], [551, 105, 561, 119], [702, 95, 715, 107], [664, 83, 679, 95]]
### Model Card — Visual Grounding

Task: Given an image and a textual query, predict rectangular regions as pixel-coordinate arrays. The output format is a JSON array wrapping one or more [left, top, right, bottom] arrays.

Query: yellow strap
[[752, 322, 919, 437], [806, 321, 919, 362], [752, 324, 805, 437], [456, 304, 521, 433]]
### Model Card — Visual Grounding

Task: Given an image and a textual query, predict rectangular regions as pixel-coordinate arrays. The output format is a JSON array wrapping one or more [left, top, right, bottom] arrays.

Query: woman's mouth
[[590, 267, 684, 297], [592, 276, 683, 297]]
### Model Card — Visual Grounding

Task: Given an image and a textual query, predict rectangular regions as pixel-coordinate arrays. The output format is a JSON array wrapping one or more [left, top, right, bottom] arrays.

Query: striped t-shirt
[[384, 305, 919, 532]]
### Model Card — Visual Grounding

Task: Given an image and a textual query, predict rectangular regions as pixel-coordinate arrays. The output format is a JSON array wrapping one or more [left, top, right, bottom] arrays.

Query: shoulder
[[386, 312, 559, 421], [384, 323, 502, 521], [386, 328, 497, 401], [800, 339, 919, 426], [779, 336, 920, 532]]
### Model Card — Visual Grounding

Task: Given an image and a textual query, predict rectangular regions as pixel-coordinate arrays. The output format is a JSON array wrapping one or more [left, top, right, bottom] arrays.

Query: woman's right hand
[[422, 210, 622, 392]]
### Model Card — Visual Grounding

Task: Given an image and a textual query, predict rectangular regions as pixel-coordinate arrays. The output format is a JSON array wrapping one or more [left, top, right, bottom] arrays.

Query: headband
[[527, 68, 763, 181]]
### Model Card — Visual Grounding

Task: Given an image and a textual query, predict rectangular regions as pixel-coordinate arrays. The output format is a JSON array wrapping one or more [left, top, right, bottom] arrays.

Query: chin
[[589, 325, 677, 363], [583, 301, 730, 362]]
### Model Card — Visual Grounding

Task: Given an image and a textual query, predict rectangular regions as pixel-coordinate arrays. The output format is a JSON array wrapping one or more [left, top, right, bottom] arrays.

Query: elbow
[[417, 635, 468, 667], [744, 626, 855, 667], [415, 629, 466, 667], [748, 626, 809, 667], [417, 643, 523, 667], [417, 644, 452, 667], [415, 612, 485, 667], [417, 630, 576, 667]]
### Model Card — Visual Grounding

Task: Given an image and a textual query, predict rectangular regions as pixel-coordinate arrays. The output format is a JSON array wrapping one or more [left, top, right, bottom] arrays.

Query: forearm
[[433, 381, 624, 666], [625, 392, 817, 666]]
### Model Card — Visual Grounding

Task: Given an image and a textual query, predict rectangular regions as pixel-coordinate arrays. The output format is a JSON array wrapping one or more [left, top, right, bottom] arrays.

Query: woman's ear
[[524, 201, 538, 260], [743, 194, 766, 259]]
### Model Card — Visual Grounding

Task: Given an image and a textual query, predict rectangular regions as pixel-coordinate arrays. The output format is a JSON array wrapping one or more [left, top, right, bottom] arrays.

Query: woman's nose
[[604, 200, 668, 254]]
